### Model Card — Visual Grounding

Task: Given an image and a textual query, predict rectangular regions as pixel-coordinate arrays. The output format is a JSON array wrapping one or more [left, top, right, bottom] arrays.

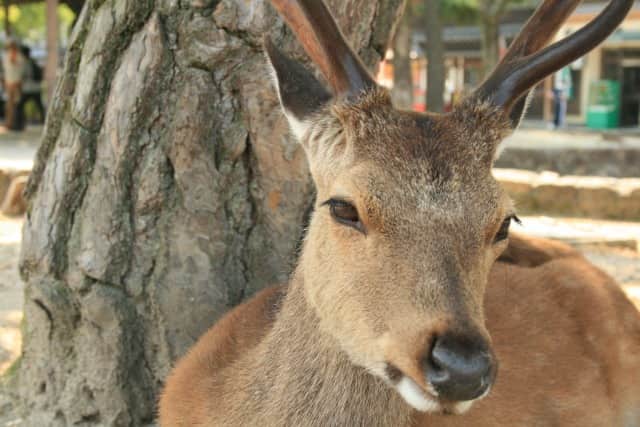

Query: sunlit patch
[[0, 310, 23, 374], [0, 215, 23, 244], [622, 285, 640, 310]]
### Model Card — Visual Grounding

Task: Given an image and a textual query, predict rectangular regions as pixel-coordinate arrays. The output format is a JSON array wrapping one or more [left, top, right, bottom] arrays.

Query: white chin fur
[[452, 400, 474, 414], [395, 377, 441, 412]]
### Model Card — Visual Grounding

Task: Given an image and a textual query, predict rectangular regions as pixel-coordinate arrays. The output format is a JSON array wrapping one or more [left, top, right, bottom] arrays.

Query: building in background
[[386, 1, 640, 128], [562, 1, 640, 127], [409, 7, 535, 113]]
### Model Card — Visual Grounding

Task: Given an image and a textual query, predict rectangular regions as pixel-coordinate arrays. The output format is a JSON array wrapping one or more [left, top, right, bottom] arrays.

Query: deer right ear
[[265, 38, 331, 140]]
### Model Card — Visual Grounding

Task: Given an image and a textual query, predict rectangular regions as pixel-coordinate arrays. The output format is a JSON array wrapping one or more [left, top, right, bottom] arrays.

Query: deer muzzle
[[424, 333, 497, 402]]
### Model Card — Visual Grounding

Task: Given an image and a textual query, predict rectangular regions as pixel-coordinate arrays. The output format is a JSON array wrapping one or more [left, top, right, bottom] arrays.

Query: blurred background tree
[[476, 0, 528, 75], [425, 0, 444, 111], [392, 2, 413, 109], [392, 0, 534, 111]]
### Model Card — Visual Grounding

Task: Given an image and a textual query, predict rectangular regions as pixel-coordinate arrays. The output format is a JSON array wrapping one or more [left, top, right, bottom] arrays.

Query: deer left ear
[[265, 38, 331, 140]]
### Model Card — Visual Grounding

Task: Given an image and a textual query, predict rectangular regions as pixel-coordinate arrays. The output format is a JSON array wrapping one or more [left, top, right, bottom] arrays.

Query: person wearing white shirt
[[552, 66, 572, 129]]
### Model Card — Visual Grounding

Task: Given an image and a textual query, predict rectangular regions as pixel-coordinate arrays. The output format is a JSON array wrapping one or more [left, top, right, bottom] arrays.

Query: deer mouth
[[384, 363, 488, 414]]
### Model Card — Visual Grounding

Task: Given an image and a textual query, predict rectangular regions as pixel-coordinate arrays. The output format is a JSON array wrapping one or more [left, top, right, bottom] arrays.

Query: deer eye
[[325, 199, 364, 233], [494, 215, 520, 243]]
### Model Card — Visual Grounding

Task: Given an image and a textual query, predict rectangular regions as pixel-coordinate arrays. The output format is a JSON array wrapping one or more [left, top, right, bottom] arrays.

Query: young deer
[[160, 0, 640, 425]]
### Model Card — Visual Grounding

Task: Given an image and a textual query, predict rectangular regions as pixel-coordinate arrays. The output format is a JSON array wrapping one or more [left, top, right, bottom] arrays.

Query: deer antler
[[476, 0, 633, 113], [269, 0, 376, 97]]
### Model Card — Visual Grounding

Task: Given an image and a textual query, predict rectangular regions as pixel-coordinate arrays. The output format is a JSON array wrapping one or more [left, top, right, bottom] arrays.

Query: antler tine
[[498, 0, 581, 66], [477, 0, 633, 112], [269, 0, 376, 97], [477, 0, 581, 124]]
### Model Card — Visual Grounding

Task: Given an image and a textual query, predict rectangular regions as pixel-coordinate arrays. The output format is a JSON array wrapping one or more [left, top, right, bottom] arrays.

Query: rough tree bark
[[9, 0, 404, 425]]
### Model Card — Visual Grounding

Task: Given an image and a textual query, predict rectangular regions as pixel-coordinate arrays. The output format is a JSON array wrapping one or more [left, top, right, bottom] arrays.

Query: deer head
[[265, 0, 632, 414]]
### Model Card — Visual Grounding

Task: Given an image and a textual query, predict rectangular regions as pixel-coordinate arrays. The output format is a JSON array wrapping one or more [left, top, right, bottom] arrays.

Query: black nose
[[425, 334, 495, 401]]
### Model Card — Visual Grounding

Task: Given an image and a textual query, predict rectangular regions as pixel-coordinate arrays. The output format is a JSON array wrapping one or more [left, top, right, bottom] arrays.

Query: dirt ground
[[0, 215, 22, 376]]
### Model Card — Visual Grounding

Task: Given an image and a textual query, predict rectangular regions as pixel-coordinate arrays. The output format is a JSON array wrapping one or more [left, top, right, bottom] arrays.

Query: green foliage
[[24, 98, 44, 123], [410, 0, 477, 25], [441, 0, 478, 25], [0, 3, 76, 44], [410, 0, 536, 25]]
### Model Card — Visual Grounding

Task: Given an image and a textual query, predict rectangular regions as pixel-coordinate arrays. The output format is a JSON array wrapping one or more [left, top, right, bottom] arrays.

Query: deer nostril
[[426, 354, 450, 384], [425, 334, 495, 402]]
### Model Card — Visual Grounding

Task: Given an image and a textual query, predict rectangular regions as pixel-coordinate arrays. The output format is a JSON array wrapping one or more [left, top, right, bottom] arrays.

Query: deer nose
[[425, 334, 495, 402]]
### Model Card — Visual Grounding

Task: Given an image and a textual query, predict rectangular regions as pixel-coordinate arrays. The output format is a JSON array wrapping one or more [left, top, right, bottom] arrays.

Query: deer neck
[[243, 273, 413, 426]]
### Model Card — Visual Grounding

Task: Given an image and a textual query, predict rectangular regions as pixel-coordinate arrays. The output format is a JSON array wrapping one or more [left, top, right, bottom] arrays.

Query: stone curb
[[495, 168, 640, 221]]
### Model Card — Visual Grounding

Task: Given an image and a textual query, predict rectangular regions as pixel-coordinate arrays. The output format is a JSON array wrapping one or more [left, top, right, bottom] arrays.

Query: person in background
[[2, 40, 25, 131], [17, 45, 46, 128], [553, 65, 572, 129]]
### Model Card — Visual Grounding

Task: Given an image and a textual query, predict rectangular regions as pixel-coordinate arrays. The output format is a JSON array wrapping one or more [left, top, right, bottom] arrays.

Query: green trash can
[[586, 80, 620, 129]]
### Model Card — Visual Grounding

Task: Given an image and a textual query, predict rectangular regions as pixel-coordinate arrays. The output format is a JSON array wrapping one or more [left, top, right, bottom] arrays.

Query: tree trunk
[[479, 0, 510, 78], [480, 14, 500, 77], [425, 0, 444, 112], [45, 0, 60, 103], [391, 4, 413, 109], [4, 1, 10, 37], [11, 0, 404, 425]]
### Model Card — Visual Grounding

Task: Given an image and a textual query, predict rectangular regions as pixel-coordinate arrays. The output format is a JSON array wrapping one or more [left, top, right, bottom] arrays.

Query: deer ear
[[265, 38, 331, 140]]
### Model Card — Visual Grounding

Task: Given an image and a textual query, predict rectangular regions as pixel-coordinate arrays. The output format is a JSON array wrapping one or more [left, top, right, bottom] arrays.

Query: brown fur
[[159, 89, 640, 426], [160, 236, 640, 426], [498, 233, 582, 267]]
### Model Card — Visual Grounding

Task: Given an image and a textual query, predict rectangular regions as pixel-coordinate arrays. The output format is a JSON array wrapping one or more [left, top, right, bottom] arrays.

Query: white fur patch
[[452, 400, 474, 414], [479, 384, 492, 399], [283, 111, 311, 141], [395, 377, 441, 412]]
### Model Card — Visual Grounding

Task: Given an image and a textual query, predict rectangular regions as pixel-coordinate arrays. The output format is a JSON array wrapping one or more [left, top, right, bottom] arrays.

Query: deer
[[159, 0, 640, 425]]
